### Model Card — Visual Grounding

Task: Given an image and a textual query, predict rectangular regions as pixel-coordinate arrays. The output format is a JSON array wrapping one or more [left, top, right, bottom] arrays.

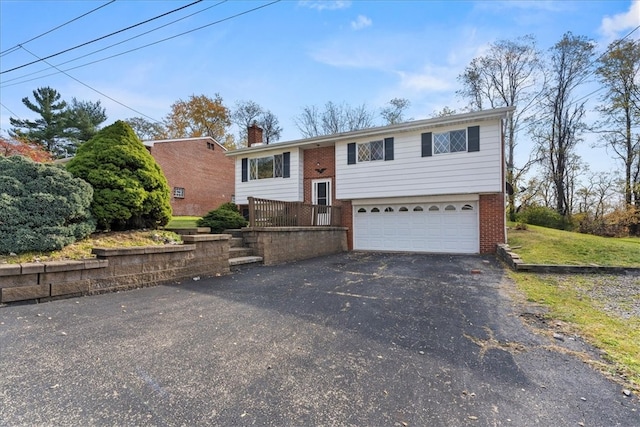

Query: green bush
[[66, 121, 172, 230], [217, 202, 240, 213], [197, 207, 247, 233], [516, 205, 571, 230], [0, 156, 95, 254]]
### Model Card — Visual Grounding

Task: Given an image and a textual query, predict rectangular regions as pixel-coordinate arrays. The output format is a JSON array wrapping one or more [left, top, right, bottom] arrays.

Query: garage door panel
[[354, 201, 478, 254]]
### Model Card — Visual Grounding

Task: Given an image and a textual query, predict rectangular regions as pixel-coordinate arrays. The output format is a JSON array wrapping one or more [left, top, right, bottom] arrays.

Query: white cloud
[[599, 0, 640, 41], [298, 1, 351, 11], [351, 15, 372, 30], [396, 67, 454, 93]]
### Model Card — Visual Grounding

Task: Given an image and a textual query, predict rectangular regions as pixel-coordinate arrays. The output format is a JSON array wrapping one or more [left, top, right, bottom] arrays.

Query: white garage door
[[353, 201, 479, 254]]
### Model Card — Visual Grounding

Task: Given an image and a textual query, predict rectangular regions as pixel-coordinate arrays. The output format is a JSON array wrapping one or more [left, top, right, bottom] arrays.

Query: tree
[[0, 156, 95, 254], [295, 101, 375, 138], [431, 106, 457, 118], [164, 94, 231, 141], [260, 110, 282, 143], [125, 116, 167, 141], [66, 121, 172, 230], [533, 32, 595, 217], [0, 136, 53, 162], [458, 35, 544, 221], [594, 39, 640, 215], [232, 100, 263, 145], [381, 98, 411, 125], [9, 86, 69, 156], [65, 98, 107, 146]]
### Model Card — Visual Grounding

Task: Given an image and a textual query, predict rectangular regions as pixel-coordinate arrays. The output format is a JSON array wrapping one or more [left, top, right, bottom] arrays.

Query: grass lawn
[[166, 216, 201, 228], [506, 223, 640, 390], [507, 223, 640, 266]]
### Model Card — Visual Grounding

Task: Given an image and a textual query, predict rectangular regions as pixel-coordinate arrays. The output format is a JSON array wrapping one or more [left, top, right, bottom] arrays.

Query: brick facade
[[303, 146, 353, 249], [479, 193, 506, 254], [148, 138, 235, 216]]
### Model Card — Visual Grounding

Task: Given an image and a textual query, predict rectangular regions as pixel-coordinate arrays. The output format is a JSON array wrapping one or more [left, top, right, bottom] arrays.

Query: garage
[[353, 201, 479, 254]]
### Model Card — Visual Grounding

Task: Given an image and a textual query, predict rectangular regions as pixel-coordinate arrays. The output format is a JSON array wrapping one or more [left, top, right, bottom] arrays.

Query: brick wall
[[149, 138, 235, 216], [479, 193, 506, 254]]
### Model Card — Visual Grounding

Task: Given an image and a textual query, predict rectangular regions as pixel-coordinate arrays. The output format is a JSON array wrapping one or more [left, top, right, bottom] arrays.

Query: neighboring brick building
[[146, 137, 235, 216]]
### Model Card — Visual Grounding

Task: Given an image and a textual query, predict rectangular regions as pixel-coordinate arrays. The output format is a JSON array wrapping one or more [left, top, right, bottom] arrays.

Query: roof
[[144, 136, 227, 151], [226, 106, 515, 157]]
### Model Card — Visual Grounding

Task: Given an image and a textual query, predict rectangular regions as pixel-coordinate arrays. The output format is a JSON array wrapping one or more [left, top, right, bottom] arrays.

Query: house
[[145, 137, 235, 216], [227, 107, 514, 254]]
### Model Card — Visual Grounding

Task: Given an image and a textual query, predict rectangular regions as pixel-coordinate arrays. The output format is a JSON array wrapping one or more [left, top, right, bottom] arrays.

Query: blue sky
[[1, 0, 638, 173]]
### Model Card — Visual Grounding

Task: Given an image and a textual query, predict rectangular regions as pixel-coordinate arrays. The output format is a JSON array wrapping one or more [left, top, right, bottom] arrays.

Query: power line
[[0, 1, 116, 57], [0, 101, 22, 121], [18, 45, 162, 124], [1, 0, 282, 89], [1, 0, 204, 74], [1, 1, 228, 87]]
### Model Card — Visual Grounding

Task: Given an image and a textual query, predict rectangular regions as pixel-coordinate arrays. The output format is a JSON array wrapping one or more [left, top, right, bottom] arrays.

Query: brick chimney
[[247, 122, 264, 147]]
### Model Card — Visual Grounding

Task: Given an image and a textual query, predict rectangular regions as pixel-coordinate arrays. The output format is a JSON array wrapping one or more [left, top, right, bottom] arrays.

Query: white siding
[[336, 121, 502, 200], [234, 148, 303, 205]]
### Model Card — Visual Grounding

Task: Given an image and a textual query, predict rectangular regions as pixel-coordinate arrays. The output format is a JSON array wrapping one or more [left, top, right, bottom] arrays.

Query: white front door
[[312, 179, 332, 225]]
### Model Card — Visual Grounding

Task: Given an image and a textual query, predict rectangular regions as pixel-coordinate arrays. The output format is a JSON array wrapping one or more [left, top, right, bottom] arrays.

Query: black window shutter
[[347, 143, 356, 164], [421, 133, 432, 157], [468, 126, 480, 152], [283, 152, 290, 178], [384, 137, 394, 161], [241, 158, 248, 182]]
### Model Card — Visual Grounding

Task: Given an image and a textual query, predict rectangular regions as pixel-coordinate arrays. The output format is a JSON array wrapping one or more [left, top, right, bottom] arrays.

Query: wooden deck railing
[[247, 197, 342, 227]]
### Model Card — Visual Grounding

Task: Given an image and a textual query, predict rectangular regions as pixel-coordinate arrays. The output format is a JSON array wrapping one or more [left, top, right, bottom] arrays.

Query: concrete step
[[229, 256, 263, 266], [230, 247, 254, 258], [230, 237, 244, 248]]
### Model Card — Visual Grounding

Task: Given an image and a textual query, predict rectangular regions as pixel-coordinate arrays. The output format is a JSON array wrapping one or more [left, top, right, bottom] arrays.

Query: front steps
[[226, 230, 262, 267]]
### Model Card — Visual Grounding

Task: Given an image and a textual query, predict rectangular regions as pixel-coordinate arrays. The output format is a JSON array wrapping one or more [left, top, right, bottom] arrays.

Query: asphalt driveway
[[1, 252, 637, 426]]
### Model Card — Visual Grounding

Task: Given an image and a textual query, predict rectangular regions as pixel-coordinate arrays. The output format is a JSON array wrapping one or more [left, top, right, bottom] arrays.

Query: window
[[399, 207, 408, 212], [434, 130, 467, 154], [358, 140, 384, 162], [445, 205, 456, 211], [413, 206, 423, 212], [462, 204, 474, 211], [173, 187, 185, 199], [358, 208, 367, 213], [428, 205, 439, 211], [250, 154, 283, 180], [371, 207, 380, 213], [384, 207, 394, 212], [206, 142, 214, 150]]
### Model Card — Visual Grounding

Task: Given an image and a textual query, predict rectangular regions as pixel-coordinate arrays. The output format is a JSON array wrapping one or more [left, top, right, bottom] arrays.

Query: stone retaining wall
[[242, 227, 348, 266], [0, 234, 230, 304], [497, 243, 640, 275]]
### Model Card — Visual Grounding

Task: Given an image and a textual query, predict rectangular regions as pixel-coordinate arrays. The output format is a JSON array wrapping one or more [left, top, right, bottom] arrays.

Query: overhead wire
[[1, 0, 228, 87], [18, 44, 162, 123], [1, 0, 281, 88], [0, 0, 116, 57], [0, 0, 204, 74]]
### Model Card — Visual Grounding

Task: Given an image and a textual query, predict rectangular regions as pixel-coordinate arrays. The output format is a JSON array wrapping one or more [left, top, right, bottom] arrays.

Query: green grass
[[507, 223, 640, 266], [166, 216, 201, 228], [513, 273, 640, 390]]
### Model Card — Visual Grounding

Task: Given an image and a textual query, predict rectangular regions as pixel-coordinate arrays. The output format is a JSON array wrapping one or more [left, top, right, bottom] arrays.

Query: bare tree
[[232, 100, 263, 146], [594, 39, 640, 211], [295, 101, 375, 137], [430, 106, 457, 118], [260, 110, 282, 143], [458, 35, 544, 220], [533, 32, 595, 217], [125, 117, 166, 141], [381, 98, 411, 124]]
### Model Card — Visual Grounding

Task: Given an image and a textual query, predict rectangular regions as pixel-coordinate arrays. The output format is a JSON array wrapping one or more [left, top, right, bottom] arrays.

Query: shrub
[[66, 121, 172, 230], [516, 205, 570, 230], [197, 207, 247, 233], [0, 156, 95, 254], [217, 202, 240, 213]]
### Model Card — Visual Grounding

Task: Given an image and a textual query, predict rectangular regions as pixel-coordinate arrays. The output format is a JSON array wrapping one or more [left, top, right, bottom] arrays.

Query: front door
[[312, 179, 332, 225]]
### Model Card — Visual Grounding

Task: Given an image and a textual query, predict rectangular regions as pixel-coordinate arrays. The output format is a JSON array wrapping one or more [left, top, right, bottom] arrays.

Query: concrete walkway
[[1, 252, 637, 426]]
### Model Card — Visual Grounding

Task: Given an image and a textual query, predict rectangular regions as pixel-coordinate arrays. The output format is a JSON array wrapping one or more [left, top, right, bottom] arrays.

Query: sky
[[0, 0, 639, 175]]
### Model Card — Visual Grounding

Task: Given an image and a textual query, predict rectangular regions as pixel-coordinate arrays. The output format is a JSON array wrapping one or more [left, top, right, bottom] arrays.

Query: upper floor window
[[250, 154, 283, 180], [358, 140, 384, 162], [434, 130, 466, 154]]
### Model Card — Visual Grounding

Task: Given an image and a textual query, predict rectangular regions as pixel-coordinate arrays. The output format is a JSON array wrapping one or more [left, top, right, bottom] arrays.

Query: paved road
[[1, 252, 637, 426]]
